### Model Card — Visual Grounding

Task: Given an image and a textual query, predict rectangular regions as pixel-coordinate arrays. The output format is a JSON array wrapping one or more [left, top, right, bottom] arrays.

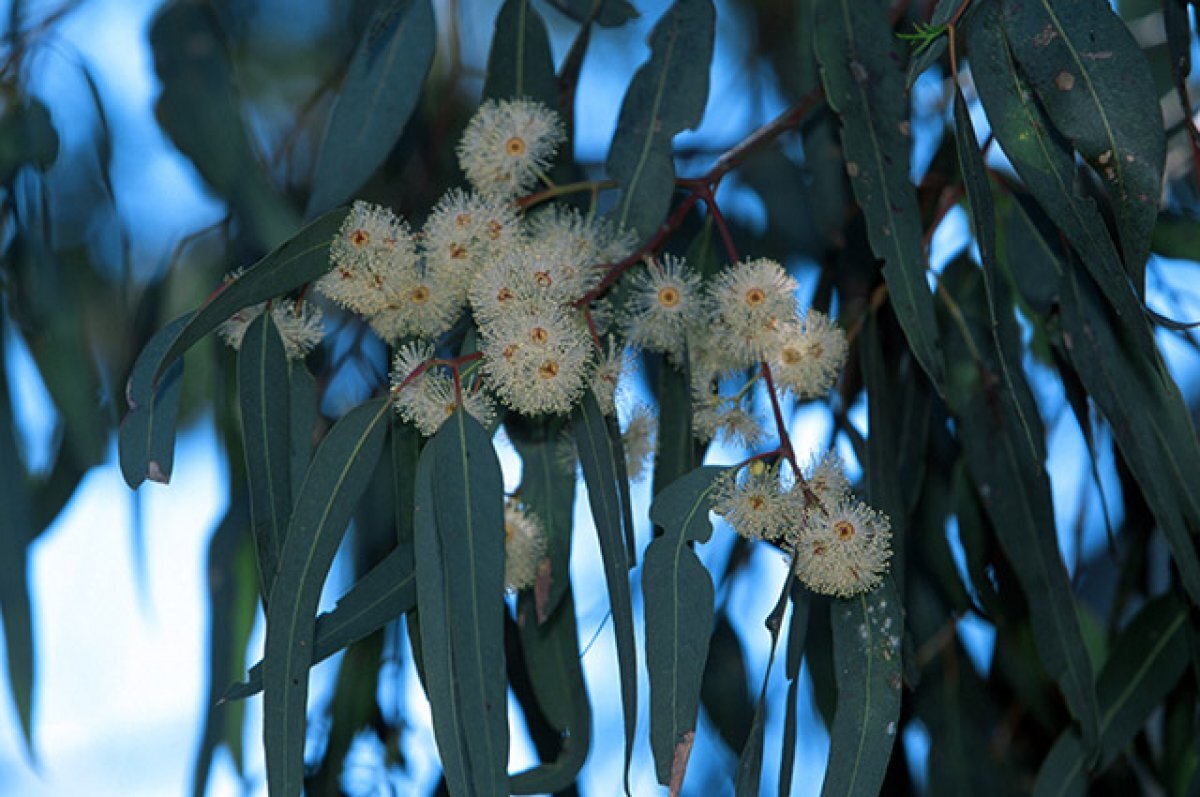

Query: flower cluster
[[216, 284, 325, 360], [504, 499, 547, 592], [711, 452, 892, 598]]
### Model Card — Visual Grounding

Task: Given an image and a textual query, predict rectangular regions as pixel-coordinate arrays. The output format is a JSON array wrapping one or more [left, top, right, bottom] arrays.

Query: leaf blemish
[[1055, 71, 1075, 91]]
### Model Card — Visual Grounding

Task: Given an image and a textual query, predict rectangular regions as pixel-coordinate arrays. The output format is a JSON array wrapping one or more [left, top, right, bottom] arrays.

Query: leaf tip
[[147, 461, 170, 484], [668, 731, 695, 796]]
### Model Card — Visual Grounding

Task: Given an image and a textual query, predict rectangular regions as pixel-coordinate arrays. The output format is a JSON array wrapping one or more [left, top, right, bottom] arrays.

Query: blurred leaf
[[572, 391, 638, 792], [701, 612, 755, 755], [305, 630, 383, 795], [734, 578, 791, 797], [307, 0, 436, 217], [778, 675, 800, 797], [820, 583, 903, 797], [150, 0, 298, 249], [543, 0, 638, 27], [510, 591, 591, 794], [120, 209, 345, 488], [262, 398, 390, 797], [606, 0, 715, 242], [483, 0, 559, 107], [938, 259, 1101, 753], [814, 0, 945, 388], [643, 466, 723, 791], [288, 363, 316, 500], [507, 417, 576, 623], [238, 313, 291, 602], [1000, 0, 1164, 286], [224, 542, 416, 701], [1033, 593, 1191, 796], [1059, 265, 1200, 606], [0, 98, 58, 183], [412, 411, 506, 797], [966, 4, 1153, 359], [0, 330, 34, 756], [193, 498, 255, 797]]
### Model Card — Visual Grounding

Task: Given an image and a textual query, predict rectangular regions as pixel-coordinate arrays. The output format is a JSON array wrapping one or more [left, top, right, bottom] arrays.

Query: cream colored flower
[[709, 257, 798, 367], [790, 498, 892, 598], [480, 304, 593, 416], [504, 500, 547, 591], [711, 462, 792, 541], [768, 311, 848, 399], [317, 201, 418, 316], [623, 255, 703, 360], [457, 98, 564, 199]]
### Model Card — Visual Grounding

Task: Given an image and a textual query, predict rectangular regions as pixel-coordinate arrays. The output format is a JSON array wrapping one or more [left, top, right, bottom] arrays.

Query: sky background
[[0, 0, 1197, 794]]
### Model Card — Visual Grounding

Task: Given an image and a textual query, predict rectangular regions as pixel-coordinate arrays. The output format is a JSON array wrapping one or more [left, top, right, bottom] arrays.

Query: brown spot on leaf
[[668, 732, 696, 796], [845, 161, 860, 178], [534, 557, 553, 624], [1033, 24, 1058, 47], [147, 461, 168, 484], [1055, 71, 1075, 91]]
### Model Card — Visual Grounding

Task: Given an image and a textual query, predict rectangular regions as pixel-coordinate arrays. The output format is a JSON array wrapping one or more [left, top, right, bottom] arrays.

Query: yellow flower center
[[534, 270, 553, 288], [657, 286, 681, 308], [454, 212, 472, 228], [349, 229, 370, 248], [410, 285, 430, 304], [529, 326, 550, 344], [449, 243, 468, 259], [487, 220, 504, 240], [497, 286, 514, 302], [781, 346, 803, 365], [833, 520, 856, 541], [506, 136, 527, 156], [538, 360, 560, 379], [745, 287, 767, 306], [748, 494, 767, 511]]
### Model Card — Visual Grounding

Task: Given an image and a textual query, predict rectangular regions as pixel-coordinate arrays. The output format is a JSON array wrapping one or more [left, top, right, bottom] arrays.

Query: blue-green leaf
[[238, 313, 292, 601], [643, 466, 724, 791], [606, 0, 715, 242], [306, 0, 436, 217], [572, 391, 638, 793], [1000, 0, 1164, 286], [510, 590, 591, 794], [0, 333, 34, 756], [1033, 594, 1191, 797], [937, 259, 1101, 754], [223, 543, 416, 701], [120, 209, 345, 488], [543, 0, 638, 27], [820, 583, 903, 797], [813, 0, 945, 388], [482, 0, 559, 107], [734, 577, 792, 797], [288, 363, 317, 500], [965, 4, 1154, 360], [412, 411, 509, 795], [262, 398, 390, 797], [119, 312, 185, 488]]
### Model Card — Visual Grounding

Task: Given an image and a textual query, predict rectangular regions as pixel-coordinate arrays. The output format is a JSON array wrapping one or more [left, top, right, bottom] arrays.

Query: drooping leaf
[[288, 363, 317, 500], [238, 313, 292, 601], [0, 331, 34, 756], [262, 398, 391, 797], [572, 391, 638, 793], [192, 498, 256, 797], [120, 209, 345, 488], [306, 0, 436, 217], [510, 590, 592, 794], [1058, 265, 1200, 606], [966, 4, 1154, 360], [224, 542, 416, 701], [482, 0, 559, 107], [813, 0, 945, 388], [542, 0, 638, 27], [734, 577, 792, 797], [1033, 594, 1191, 797], [149, 0, 298, 249], [643, 466, 724, 791], [904, 0, 969, 88], [820, 582, 904, 797], [701, 611, 755, 756], [0, 98, 59, 183], [937, 259, 1101, 753], [507, 417, 576, 623], [1000, 0, 1164, 287], [606, 0, 715, 242]]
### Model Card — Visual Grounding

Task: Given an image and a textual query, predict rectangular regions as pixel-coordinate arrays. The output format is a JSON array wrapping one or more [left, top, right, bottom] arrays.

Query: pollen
[[538, 360, 560, 379], [745, 287, 767, 306], [657, 286, 680, 308], [530, 326, 549, 344], [409, 285, 430, 303], [454, 213, 472, 228], [505, 136, 527, 156], [834, 520, 855, 540], [350, 229, 370, 248]]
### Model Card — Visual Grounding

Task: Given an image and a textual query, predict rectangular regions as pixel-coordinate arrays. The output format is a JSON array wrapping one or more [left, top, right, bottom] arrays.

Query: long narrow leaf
[[482, 0, 559, 107], [262, 398, 390, 797]]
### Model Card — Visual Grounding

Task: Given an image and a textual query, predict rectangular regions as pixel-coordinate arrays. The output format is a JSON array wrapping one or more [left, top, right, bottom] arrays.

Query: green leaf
[[120, 209, 345, 488], [507, 417, 576, 623], [542, 0, 638, 27], [262, 398, 391, 797], [0, 336, 34, 757], [288, 363, 317, 500], [482, 0, 559, 107], [510, 590, 592, 794], [643, 466, 724, 791], [937, 259, 1101, 754], [223, 542, 416, 701], [813, 0, 945, 388], [572, 391, 638, 793], [965, 4, 1154, 360], [149, 1, 298, 249], [820, 583, 903, 797], [1033, 594, 1191, 797], [306, 0, 436, 217], [0, 99, 59, 184], [238, 313, 292, 602], [734, 577, 792, 797], [1000, 0, 1164, 286], [193, 499, 256, 797], [606, 0, 715, 242], [904, 0, 968, 87], [1059, 266, 1200, 606]]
